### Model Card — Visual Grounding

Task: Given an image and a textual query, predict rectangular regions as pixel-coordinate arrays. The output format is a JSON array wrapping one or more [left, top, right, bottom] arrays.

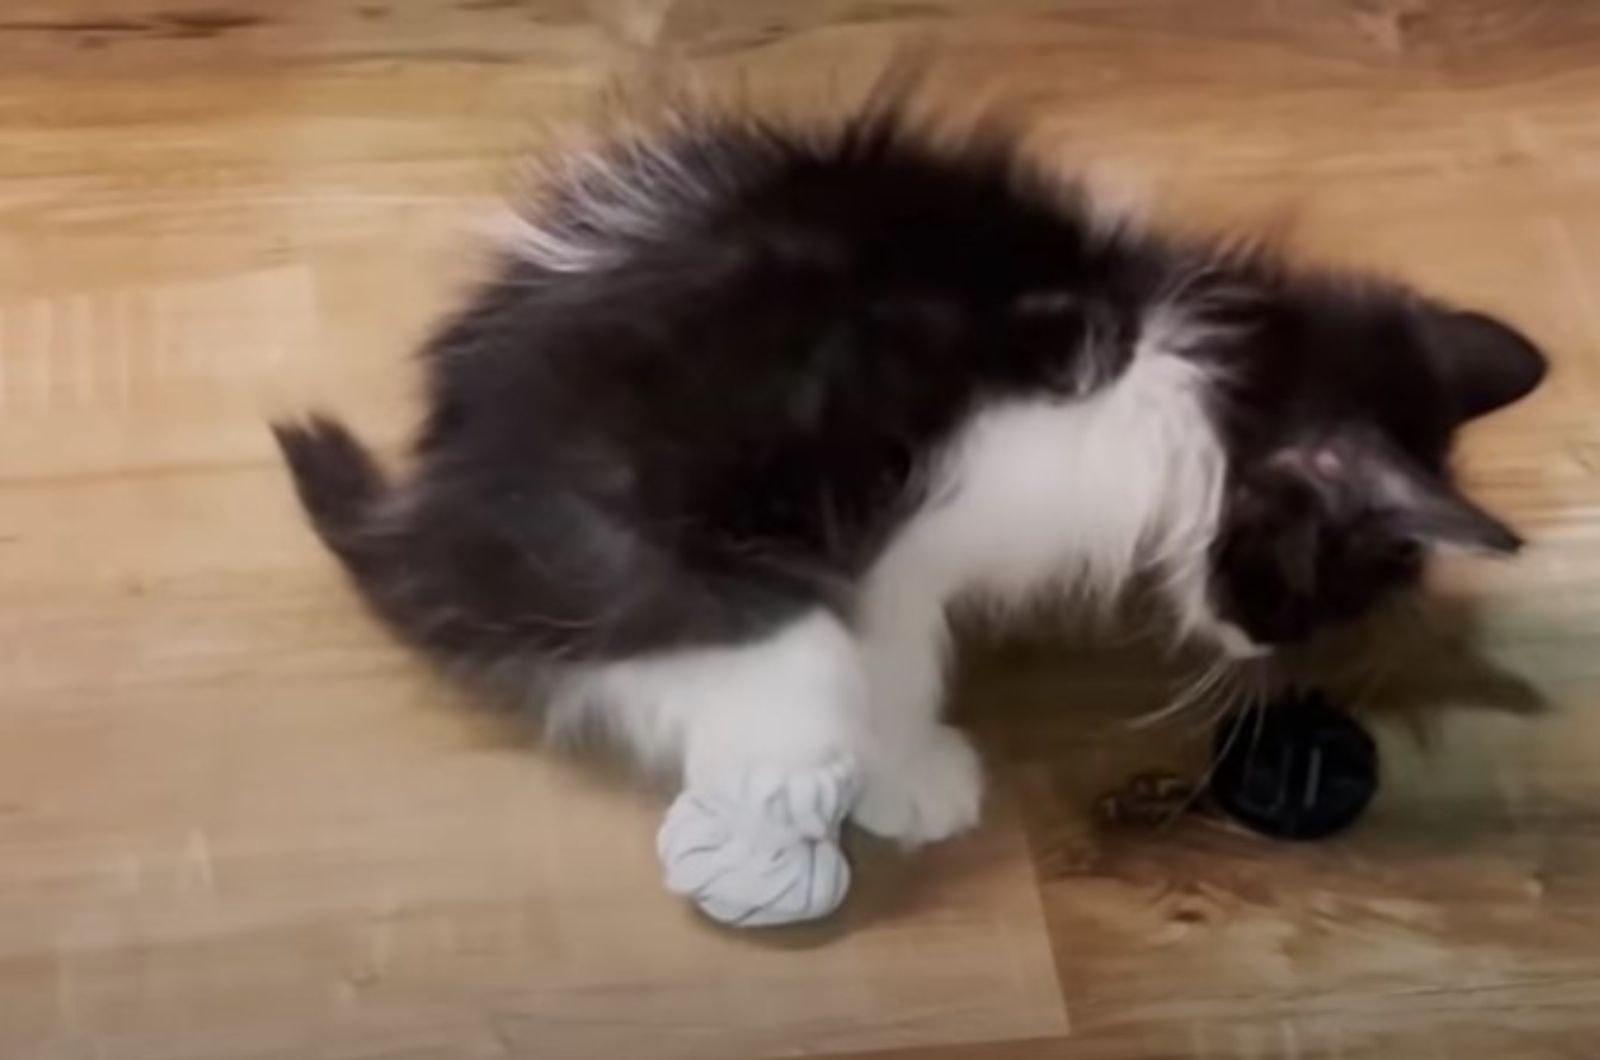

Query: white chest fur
[[859, 344, 1230, 674]]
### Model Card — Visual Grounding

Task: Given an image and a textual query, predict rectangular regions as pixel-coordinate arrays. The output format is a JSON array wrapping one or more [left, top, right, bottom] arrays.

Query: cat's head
[[1199, 278, 1546, 655]]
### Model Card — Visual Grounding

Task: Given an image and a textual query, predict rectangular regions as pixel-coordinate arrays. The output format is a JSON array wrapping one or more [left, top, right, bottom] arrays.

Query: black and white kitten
[[275, 106, 1545, 924]]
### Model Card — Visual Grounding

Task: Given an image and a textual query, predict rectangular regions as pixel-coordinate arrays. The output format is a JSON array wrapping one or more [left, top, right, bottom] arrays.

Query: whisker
[[1187, 662, 1248, 736], [1126, 658, 1229, 730], [1160, 661, 1277, 831], [1160, 690, 1259, 832], [1239, 670, 1272, 779]]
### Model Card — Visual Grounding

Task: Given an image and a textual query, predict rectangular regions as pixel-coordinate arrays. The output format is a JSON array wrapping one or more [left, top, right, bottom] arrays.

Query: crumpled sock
[[656, 758, 857, 927]]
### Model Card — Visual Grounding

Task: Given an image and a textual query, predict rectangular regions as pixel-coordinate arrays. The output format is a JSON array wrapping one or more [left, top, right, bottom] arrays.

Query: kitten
[[274, 105, 1545, 917]]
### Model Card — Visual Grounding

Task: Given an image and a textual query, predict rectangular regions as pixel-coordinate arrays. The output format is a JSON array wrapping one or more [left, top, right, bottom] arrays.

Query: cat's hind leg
[[589, 610, 869, 926]]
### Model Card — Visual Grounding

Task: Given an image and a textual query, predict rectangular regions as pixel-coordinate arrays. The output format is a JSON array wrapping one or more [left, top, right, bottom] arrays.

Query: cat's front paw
[[852, 725, 984, 845]]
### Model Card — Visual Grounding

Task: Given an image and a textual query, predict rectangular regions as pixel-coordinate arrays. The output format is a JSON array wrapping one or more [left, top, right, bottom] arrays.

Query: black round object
[[1211, 690, 1378, 840]]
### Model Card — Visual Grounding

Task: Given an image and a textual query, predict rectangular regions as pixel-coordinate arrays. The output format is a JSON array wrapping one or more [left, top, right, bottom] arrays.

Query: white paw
[[656, 759, 857, 927], [851, 725, 984, 845]]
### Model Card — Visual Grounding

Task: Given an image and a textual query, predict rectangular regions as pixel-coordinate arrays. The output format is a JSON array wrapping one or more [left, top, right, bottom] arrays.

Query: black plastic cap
[[1211, 690, 1379, 841]]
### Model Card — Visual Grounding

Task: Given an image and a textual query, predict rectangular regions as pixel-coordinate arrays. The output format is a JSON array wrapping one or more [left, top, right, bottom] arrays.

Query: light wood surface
[[3, 2, 1599, 1058]]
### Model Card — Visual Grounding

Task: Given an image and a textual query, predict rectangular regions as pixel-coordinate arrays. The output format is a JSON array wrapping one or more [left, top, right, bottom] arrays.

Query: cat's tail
[[271, 415, 391, 572], [272, 416, 483, 660]]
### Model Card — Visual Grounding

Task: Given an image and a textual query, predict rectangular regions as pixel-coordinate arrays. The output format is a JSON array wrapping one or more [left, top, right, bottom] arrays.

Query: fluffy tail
[[271, 415, 390, 569], [274, 415, 486, 659]]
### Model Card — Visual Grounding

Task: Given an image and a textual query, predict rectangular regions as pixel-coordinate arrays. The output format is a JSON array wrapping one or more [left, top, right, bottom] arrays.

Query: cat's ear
[[1420, 308, 1547, 421], [1364, 445, 1523, 554]]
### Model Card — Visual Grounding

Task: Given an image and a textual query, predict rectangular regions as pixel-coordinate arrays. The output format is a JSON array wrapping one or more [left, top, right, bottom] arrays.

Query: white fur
[[545, 609, 866, 780], [549, 312, 1239, 861], [502, 132, 723, 275]]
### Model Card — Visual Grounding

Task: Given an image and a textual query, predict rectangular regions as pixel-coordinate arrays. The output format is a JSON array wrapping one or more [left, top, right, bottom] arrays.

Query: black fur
[[273, 106, 1546, 668], [1203, 274, 1543, 644]]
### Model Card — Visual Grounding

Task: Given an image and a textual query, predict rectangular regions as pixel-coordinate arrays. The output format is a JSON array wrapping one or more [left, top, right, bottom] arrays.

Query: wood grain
[[2, 2, 1598, 1057]]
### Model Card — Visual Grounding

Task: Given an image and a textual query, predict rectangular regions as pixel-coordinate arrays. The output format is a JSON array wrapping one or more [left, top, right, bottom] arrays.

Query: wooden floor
[[4, 2, 1600, 1057]]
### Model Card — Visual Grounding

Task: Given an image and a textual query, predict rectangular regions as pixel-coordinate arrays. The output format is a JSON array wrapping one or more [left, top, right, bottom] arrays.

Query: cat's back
[[423, 111, 1108, 457]]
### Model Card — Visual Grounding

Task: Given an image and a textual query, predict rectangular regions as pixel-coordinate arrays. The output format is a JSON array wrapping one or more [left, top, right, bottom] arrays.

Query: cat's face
[[1202, 283, 1547, 654]]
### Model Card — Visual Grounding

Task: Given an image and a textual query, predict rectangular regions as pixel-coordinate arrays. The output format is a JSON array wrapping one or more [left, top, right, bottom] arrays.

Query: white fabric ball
[[656, 760, 856, 927]]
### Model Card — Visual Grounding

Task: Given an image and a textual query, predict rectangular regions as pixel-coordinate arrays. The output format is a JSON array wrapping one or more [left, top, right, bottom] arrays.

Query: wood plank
[[5, 1, 1600, 1057]]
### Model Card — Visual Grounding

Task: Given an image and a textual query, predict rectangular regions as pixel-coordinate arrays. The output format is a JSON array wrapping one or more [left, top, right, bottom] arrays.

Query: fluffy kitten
[[274, 106, 1545, 877]]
